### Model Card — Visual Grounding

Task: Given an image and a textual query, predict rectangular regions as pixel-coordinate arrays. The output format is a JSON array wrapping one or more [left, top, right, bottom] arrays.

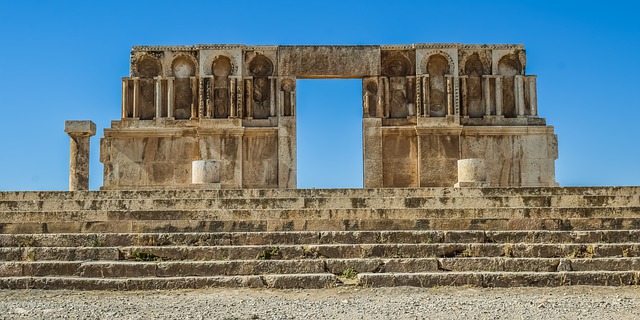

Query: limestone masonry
[[7, 44, 609, 291], [99, 44, 557, 190]]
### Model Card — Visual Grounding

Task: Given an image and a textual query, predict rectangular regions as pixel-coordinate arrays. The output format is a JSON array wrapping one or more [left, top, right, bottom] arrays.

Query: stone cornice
[[131, 43, 526, 53], [462, 125, 555, 136]]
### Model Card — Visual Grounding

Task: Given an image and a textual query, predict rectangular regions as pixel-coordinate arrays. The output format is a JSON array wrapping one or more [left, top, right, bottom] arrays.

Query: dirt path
[[1, 286, 639, 319]]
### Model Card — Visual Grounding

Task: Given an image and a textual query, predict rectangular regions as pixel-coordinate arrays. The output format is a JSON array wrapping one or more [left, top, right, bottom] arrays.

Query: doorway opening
[[296, 79, 363, 188]]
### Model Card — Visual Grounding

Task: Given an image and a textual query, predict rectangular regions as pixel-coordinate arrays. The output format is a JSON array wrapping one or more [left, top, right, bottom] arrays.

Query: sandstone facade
[[100, 44, 557, 189]]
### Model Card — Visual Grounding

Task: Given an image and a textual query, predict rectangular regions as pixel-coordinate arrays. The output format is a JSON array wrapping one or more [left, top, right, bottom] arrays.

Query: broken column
[[455, 158, 489, 188], [64, 120, 96, 191], [192, 160, 221, 186]]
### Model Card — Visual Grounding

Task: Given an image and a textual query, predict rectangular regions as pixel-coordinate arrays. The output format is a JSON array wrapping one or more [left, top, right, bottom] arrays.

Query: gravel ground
[[1, 286, 639, 319]]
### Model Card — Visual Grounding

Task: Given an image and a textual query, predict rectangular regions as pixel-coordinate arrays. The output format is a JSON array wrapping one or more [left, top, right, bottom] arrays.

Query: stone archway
[[103, 44, 557, 190]]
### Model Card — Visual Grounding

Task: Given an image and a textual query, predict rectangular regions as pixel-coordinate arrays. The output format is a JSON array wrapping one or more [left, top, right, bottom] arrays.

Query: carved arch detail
[[419, 50, 455, 75], [169, 54, 198, 78], [459, 50, 491, 76], [133, 54, 162, 78], [202, 53, 238, 76]]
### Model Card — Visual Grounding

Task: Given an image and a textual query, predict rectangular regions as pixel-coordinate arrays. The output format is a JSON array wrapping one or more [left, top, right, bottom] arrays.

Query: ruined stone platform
[[1, 186, 639, 290]]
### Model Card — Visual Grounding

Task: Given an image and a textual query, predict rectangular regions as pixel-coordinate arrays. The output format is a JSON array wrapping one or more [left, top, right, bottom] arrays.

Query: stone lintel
[[64, 120, 96, 136], [278, 45, 380, 77]]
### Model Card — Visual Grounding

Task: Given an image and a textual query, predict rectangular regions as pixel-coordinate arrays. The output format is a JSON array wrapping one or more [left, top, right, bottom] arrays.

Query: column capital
[[64, 120, 96, 137]]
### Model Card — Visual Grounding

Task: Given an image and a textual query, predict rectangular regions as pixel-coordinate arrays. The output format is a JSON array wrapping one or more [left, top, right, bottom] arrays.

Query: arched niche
[[248, 54, 274, 119], [135, 55, 162, 120], [497, 55, 522, 76], [171, 56, 196, 119], [382, 55, 413, 118], [211, 56, 232, 118], [497, 55, 522, 118], [426, 54, 450, 117], [171, 55, 196, 78], [464, 53, 485, 118], [362, 78, 379, 118], [136, 55, 161, 78]]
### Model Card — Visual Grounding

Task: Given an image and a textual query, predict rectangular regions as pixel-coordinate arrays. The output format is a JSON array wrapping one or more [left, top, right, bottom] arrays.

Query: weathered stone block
[[64, 120, 96, 136]]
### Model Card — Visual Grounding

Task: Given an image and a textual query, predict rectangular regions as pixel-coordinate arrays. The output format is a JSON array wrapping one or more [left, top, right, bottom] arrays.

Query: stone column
[[455, 158, 489, 188], [192, 160, 221, 184], [132, 78, 140, 119], [235, 77, 243, 118], [446, 76, 453, 116], [230, 77, 237, 118], [421, 75, 430, 117], [167, 77, 175, 119], [154, 77, 162, 119], [121, 78, 128, 119], [64, 120, 96, 191], [482, 76, 491, 116], [190, 76, 198, 119], [245, 78, 253, 119], [515, 75, 526, 117], [528, 76, 538, 117], [460, 76, 468, 117], [269, 77, 276, 117], [495, 77, 503, 116]]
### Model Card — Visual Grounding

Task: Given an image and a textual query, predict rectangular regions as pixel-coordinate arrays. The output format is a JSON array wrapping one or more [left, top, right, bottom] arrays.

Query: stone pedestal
[[192, 160, 221, 186], [64, 121, 96, 191], [455, 158, 489, 188]]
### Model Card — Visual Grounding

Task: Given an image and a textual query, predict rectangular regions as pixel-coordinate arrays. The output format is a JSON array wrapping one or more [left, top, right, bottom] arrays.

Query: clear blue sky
[[0, 0, 638, 190]]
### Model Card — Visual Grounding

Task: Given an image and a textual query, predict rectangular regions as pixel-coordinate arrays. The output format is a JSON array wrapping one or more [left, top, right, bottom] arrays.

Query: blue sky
[[0, 0, 638, 190]]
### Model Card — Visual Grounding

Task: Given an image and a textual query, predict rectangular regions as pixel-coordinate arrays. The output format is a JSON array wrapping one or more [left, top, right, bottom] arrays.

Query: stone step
[[2, 270, 639, 289], [2, 194, 638, 212], [1, 187, 638, 203], [0, 260, 325, 277], [3, 206, 640, 223], [2, 258, 639, 278], [358, 271, 640, 287], [2, 243, 639, 261], [0, 273, 336, 290], [2, 230, 639, 247], [2, 217, 640, 234]]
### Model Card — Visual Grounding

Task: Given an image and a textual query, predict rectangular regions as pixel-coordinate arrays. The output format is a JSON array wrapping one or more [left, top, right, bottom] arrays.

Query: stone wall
[[100, 44, 557, 189]]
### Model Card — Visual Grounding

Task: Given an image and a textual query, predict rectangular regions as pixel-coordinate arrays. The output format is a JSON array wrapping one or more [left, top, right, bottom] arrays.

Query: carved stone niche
[[459, 50, 491, 118], [427, 54, 450, 117], [212, 56, 232, 118], [497, 53, 523, 118], [170, 55, 197, 119], [134, 55, 162, 120], [246, 53, 274, 119], [362, 77, 380, 118], [280, 78, 295, 117], [380, 50, 416, 119]]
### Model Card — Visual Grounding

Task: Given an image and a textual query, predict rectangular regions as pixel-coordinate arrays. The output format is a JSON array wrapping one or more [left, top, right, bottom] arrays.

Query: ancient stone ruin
[[100, 44, 557, 190], [4, 43, 637, 291]]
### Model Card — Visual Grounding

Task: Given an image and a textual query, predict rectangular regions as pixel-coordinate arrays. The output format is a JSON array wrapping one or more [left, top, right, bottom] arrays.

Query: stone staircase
[[1, 187, 639, 290]]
